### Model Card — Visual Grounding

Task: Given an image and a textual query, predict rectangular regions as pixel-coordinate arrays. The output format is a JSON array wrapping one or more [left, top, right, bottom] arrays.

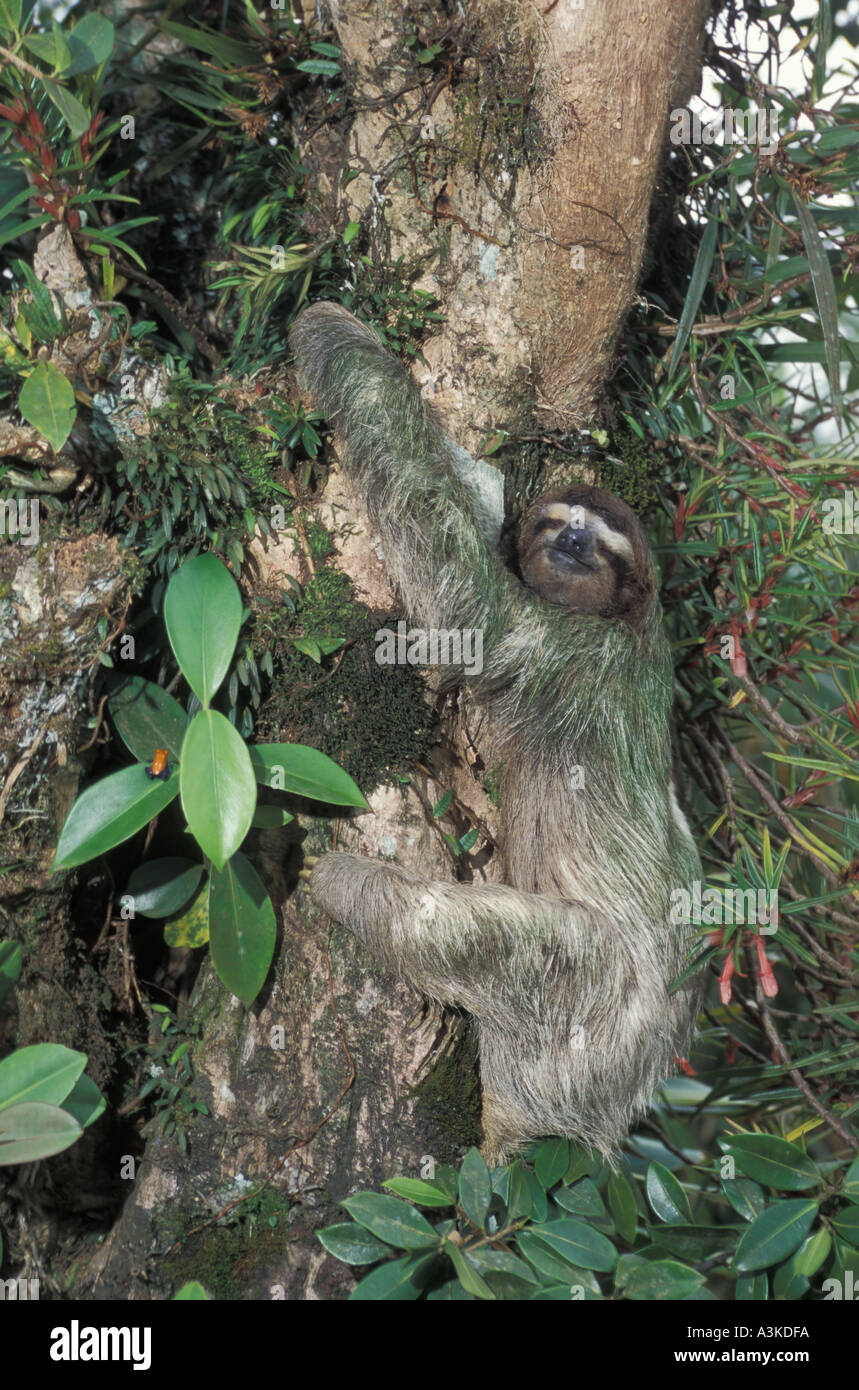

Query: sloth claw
[[298, 853, 320, 885]]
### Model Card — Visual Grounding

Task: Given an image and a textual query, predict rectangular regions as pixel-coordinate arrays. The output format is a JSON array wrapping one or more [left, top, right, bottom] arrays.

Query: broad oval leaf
[[180, 710, 256, 870], [650, 1223, 740, 1261], [517, 1230, 585, 1284], [534, 1137, 571, 1189], [18, 359, 76, 451], [458, 1147, 492, 1229], [733, 1199, 818, 1272], [208, 852, 276, 1005], [53, 765, 179, 869], [108, 675, 188, 763], [126, 858, 203, 919], [844, 1157, 859, 1200], [721, 1176, 766, 1222], [382, 1178, 452, 1208], [624, 1259, 704, 1301], [63, 12, 115, 76], [721, 1134, 821, 1191], [831, 1205, 859, 1245], [646, 1161, 693, 1223], [607, 1170, 639, 1244], [530, 1218, 617, 1273], [341, 1192, 439, 1250], [736, 1272, 768, 1300], [0, 1101, 82, 1166], [348, 1255, 425, 1301], [791, 1226, 831, 1277], [0, 1043, 86, 1111], [447, 1241, 495, 1300], [41, 78, 90, 138], [555, 1178, 606, 1219], [164, 886, 210, 949], [317, 1222, 393, 1265], [61, 1073, 106, 1130], [251, 743, 368, 809], [164, 553, 242, 705]]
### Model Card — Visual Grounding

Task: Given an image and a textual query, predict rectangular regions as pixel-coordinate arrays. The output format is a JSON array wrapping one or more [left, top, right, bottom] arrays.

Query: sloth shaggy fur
[[290, 302, 702, 1164]]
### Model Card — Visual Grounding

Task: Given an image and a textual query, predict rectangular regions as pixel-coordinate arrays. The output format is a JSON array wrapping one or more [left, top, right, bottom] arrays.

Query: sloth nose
[[554, 526, 590, 556]]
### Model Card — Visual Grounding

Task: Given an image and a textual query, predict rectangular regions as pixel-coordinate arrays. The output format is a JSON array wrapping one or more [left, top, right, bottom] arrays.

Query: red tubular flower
[[719, 952, 735, 1005], [754, 936, 778, 998]]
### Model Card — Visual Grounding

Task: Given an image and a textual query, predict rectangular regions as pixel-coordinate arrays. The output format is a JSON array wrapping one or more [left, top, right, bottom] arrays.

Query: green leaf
[[107, 675, 188, 763], [720, 1135, 822, 1191], [843, 1157, 859, 1200], [646, 1161, 692, 1223], [317, 1222, 393, 1264], [791, 1226, 831, 1277], [623, 1259, 704, 1301], [735, 1272, 768, 1300], [382, 1178, 452, 1208], [173, 1281, 211, 1300], [343, 221, 361, 245], [530, 1218, 617, 1273], [733, 1200, 818, 1272], [0, 1043, 87, 1111], [341, 1193, 440, 1250], [555, 1178, 606, 1219], [650, 1224, 739, 1261], [208, 852, 276, 1005], [164, 554, 242, 706], [534, 1137, 571, 1189], [0, 0, 22, 36], [831, 1205, 859, 1245], [431, 789, 453, 817], [60, 1073, 105, 1129], [18, 361, 76, 451], [293, 637, 321, 662], [126, 858, 203, 919], [447, 1241, 495, 1299], [40, 79, 90, 138], [458, 1147, 492, 1229], [159, 19, 256, 66], [249, 806, 293, 829], [607, 1170, 639, 1244], [250, 744, 368, 808], [516, 1230, 583, 1283], [295, 58, 340, 76], [348, 1255, 425, 1300], [465, 1247, 538, 1285], [793, 193, 843, 425], [0, 940, 22, 1008], [0, 1102, 82, 1166], [63, 13, 115, 75], [721, 1176, 766, 1222], [164, 887, 210, 949], [180, 710, 256, 870], [668, 212, 719, 379], [52, 766, 179, 870]]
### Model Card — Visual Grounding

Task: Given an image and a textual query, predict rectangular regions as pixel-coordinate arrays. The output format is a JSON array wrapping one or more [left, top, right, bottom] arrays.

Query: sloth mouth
[[546, 542, 595, 572]]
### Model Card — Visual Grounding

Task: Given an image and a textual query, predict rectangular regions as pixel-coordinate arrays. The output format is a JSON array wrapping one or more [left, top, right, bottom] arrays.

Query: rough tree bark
[[11, 1, 709, 1300]]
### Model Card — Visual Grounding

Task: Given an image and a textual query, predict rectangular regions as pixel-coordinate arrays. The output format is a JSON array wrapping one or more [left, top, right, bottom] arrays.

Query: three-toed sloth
[[290, 303, 702, 1165]]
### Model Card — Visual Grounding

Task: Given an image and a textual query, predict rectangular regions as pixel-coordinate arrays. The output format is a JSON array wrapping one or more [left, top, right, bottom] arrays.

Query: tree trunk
[[31, 1, 709, 1300]]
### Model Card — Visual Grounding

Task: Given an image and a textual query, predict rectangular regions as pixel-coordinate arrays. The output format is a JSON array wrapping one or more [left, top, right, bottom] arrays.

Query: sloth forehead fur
[[518, 483, 656, 625]]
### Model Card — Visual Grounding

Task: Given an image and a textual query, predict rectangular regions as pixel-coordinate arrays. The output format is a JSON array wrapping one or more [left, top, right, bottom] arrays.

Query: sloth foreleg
[[306, 850, 621, 1019]]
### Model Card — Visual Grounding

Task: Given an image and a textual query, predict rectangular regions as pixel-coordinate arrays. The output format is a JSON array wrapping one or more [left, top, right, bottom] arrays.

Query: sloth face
[[518, 484, 655, 625]]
